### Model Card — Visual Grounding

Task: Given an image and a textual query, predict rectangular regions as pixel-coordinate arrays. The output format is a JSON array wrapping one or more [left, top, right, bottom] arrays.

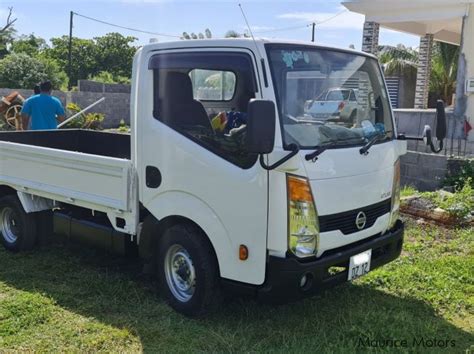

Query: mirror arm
[[397, 134, 444, 153], [429, 140, 444, 153], [260, 144, 299, 171]]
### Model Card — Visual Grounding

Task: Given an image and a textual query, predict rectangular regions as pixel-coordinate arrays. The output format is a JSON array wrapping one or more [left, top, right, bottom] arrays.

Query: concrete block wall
[[0, 88, 130, 128], [400, 151, 448, 191]]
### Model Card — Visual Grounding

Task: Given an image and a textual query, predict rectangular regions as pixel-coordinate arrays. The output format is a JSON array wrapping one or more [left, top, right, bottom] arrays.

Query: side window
[[150, 52, 258, 169], [189, 69, 236, 101]]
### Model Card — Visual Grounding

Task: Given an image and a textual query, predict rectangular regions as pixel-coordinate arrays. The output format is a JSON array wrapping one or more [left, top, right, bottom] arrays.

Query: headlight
[[389, 159, 401, 229], [287, 175, 319, 258]]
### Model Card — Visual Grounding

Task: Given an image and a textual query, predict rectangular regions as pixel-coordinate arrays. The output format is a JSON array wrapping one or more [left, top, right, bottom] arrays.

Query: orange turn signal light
[[287, 175, 314, 203], [239, 245, 248, 260]]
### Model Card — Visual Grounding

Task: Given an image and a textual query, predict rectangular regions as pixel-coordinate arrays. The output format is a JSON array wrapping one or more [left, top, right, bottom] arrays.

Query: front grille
[[319, 199, 391, 235]]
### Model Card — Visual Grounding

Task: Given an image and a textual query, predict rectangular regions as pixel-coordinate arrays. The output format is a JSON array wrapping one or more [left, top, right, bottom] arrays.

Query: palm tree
[[430, 42, 459, 105], [378, 44, 419, 77]]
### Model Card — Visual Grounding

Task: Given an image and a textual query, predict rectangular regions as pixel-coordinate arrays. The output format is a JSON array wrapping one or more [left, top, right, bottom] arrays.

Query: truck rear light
[[287, 175, 319, 258], [338, 101, 345, 111]]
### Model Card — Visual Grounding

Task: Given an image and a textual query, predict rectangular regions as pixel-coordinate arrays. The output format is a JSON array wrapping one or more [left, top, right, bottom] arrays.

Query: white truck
[[0, 39, 446, 316]]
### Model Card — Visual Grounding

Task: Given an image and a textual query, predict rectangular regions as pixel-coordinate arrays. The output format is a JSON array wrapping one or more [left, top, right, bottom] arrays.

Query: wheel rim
[[5, 105, 21, 128], [164, 244, 196, 302], [0, 207, 20, 244]]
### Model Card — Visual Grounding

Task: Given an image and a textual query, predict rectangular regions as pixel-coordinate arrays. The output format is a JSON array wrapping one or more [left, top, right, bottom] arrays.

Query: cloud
[[277, 9, 365, 30]]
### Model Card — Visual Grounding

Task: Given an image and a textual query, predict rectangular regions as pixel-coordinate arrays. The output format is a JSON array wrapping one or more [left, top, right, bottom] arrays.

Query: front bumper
[[257, 220, 404, 302]]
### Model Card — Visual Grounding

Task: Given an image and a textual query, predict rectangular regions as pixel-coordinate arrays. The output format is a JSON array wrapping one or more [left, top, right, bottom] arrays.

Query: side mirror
[[435, 100, 447, 141], [246, 99, 276, 154]]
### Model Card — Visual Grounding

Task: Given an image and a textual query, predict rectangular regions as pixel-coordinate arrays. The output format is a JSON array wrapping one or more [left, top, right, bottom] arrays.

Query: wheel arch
[[0, 185, 17, 198], [139, 191, 235, 280]]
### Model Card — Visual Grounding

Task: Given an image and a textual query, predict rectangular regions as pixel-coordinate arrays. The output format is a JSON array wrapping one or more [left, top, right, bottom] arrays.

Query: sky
[[1, 0, 420, 50]]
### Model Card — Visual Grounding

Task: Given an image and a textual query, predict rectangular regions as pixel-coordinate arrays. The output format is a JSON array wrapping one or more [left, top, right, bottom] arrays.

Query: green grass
[[401, 185, 418, 198], [0, 218, 472, 352]]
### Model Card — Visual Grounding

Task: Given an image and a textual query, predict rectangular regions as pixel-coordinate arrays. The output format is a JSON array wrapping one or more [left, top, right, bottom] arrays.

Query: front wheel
[[157, 224, 221, 317], [0, 195, 37, 252]]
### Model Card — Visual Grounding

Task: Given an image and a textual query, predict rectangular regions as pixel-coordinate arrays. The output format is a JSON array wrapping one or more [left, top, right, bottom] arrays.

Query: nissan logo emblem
[[355, 211, 367, 230]]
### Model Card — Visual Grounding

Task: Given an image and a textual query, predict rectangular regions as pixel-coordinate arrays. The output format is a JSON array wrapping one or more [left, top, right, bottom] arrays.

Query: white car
[[305, 88, 359, 121]]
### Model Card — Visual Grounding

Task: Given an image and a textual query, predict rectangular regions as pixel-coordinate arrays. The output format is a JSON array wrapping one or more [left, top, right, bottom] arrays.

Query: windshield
[[266, 45, 394, 149]]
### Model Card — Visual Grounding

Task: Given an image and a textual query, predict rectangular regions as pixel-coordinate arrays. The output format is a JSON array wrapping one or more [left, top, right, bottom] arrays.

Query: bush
[[89, 71, 130, 85], [0, 53, 67, 89], [422, 178, 474, 219], [65, 102, 104, 130], [444, 159, 474, 191]]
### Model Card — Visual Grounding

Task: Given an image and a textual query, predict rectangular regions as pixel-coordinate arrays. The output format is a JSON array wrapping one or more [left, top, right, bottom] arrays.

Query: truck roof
[[140, 38, 378, 60]]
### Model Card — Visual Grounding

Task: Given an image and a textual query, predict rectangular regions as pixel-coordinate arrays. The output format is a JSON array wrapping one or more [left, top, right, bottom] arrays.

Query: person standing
[[20, 81, 66, 130]]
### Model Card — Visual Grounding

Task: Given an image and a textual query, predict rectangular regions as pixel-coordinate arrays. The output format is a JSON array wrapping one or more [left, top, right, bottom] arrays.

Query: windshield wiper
[[359, 131, 391, 155], [305, 146, 329, 162]]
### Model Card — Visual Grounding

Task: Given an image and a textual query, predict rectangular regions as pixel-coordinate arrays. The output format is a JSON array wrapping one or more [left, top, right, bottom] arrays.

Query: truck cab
[[134, 39, 406, 308], [0, 39, 412, 316]]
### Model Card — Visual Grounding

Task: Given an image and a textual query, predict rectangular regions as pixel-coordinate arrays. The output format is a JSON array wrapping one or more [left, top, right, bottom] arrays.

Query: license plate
[[348, 249, 372, 281]]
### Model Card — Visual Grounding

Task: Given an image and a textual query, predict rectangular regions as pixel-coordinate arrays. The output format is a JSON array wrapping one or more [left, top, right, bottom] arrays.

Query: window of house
[[149, 51, 259, 168]]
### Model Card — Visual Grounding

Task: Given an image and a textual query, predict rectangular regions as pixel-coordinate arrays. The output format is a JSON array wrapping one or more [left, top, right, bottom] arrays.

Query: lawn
[[0, 217, 472, 352]]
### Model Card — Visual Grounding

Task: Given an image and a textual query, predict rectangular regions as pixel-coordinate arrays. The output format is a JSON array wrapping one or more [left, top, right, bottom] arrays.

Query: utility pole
[[67, 11, 74, 91], [311, 22, 316, 42]]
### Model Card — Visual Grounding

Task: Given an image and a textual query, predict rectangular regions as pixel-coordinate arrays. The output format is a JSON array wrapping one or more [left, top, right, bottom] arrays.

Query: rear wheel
[[157, 224, 221, 317], [0, 195, 37, 252]]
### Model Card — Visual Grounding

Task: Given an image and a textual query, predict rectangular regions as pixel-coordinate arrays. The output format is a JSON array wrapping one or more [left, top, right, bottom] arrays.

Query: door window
[[150, 51, 259, 168]]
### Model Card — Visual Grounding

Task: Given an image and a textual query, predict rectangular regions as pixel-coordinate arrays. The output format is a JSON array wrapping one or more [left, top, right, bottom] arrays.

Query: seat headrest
[[164, 72, 194, 104]]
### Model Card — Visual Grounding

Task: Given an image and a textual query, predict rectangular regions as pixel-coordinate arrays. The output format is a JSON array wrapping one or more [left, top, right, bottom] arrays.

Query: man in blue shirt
[[21, 81, 66, 130]]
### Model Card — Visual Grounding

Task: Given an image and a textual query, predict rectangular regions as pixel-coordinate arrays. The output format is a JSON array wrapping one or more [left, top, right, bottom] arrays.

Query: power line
[[253, 9, 347, 35], [73, 12, 181, 38]]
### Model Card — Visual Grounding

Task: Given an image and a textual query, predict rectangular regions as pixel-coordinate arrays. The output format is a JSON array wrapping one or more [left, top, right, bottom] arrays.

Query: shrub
[[444, 159, 474, 191], [64, 102, 104, 130], [0, 53, 66, 89], [422, 178, 474, 219]]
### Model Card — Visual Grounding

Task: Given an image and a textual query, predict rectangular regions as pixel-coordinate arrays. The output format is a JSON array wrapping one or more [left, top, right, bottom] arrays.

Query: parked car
[[304, 88, 359, 121]]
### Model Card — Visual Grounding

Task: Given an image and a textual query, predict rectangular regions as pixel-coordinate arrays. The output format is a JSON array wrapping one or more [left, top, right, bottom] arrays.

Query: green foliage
[[10, 34, 46, 57], [430, 42, 460, 104], [65, 102, 104, 130], [444, 159, 474, 191], [44, 36, 98, 87], [44, 32, 137, 87], [421, 178, 474, 219], [401, 185, 418, 198], [89, 71, 130, 85], [378, 44, 418, 77], [0, 52, 66, 89], [94, 33, 136, 79], [117, 119, 130, 133]]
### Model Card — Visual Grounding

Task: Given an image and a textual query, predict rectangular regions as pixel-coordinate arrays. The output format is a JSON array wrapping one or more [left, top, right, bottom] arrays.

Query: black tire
[[157, 223, 221, 317], [0, 195, 37, 252], [349, 109, 357, 122]]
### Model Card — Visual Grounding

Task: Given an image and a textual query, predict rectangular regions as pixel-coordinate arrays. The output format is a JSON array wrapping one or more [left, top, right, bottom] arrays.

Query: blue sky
[[2, 0, 420, 50]]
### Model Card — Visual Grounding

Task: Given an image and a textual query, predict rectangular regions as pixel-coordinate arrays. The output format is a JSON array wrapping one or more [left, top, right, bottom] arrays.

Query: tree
[[205, 28, 212, 39], [10, 34, 47, 57], [0, 7, 17, 58], [430, 42, 459, 104], [44, 36, 98, 86], [94, 33, 137, 79], [89, 71, 130, 85], [0, 52, 67, 89], [225, 30, 242, 38], [379, 44, 419, 77]]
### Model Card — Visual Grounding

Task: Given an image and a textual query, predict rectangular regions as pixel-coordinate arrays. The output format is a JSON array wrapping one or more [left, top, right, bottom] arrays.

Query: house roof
[[342, 0, 473, 45]]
